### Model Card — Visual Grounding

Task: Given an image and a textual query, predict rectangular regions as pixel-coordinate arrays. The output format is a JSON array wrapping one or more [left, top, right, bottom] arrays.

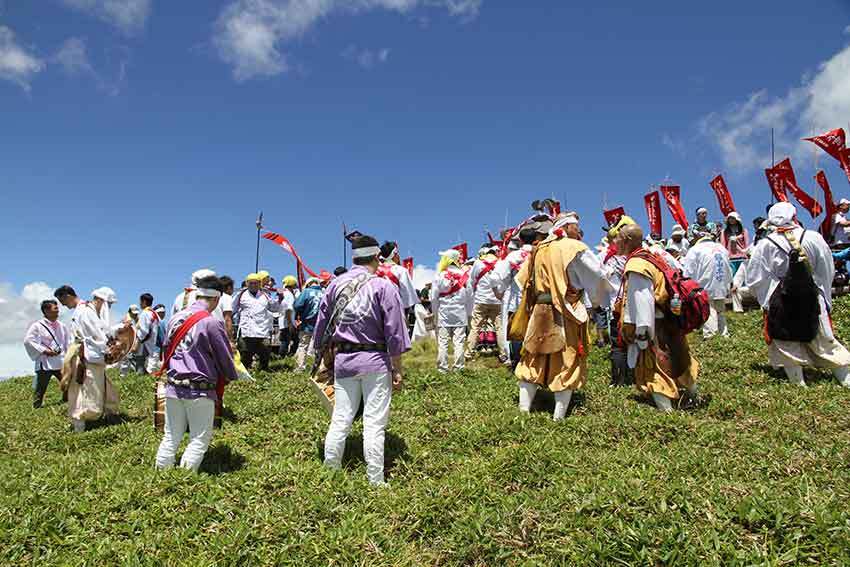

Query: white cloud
[[54, 37, 96, 76], [0, 26, 45, 92], [342, 44, 390, 69], [700, 43, 850, 171], [0, 282, 56, 379], [61, 0, 151, 35], [412, 264, 436, 289], [214, 0, 481, 81]]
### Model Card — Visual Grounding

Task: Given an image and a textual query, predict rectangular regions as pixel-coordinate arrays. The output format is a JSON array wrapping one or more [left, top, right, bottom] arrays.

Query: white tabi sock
[[784, 366, 806, 387], [833, 366, 850, 388], [518, 382, 537, 412], [651, 393, 673, 413], [552, 390, 573, 421]]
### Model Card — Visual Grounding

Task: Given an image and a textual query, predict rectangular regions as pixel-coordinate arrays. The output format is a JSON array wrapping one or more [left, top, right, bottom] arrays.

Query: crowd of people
[[20, 197, 850, 484]]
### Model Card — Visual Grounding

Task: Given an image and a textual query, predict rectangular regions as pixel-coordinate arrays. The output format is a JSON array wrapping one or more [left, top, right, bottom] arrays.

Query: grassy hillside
[[3, 299, 850, 565]]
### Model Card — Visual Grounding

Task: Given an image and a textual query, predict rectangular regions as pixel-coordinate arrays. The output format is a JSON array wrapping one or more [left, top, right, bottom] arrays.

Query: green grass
[[3, 299, 850, 565]]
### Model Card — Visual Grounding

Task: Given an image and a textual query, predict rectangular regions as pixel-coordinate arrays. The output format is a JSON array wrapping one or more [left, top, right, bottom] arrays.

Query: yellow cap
[[257, 270, 270, 279], [246, 273, 262, 282], [283, 275, 297, 287]]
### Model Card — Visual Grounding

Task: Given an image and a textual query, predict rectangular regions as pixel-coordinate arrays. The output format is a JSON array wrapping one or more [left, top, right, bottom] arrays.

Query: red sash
[[439, 270, 470, 298], [156, 310, 210, 376], [376, 264, 400, 287], [510, 250, 530, 272], [473, 260, 497, 290]]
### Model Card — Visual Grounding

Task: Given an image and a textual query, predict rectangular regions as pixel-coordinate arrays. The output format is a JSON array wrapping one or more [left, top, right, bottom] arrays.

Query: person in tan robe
[[513, 212, 610, 420], [614, 224, 699, 412]]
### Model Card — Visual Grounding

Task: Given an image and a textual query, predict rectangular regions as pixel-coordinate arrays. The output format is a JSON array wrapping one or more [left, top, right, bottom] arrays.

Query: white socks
[[651, 393, 673, 413], [518, 382, 537, 412], [553, 390, 572, 421], [784, 366, 806, 387], [834, 366, 850, 388]]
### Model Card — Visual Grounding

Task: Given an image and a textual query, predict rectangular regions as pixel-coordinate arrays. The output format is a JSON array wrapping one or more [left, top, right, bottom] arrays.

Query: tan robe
[[514, 236, 590, 392], [618, 256, 698, 400]]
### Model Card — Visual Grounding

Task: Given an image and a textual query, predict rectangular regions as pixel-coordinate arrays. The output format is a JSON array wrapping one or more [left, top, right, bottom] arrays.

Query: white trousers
[[324, 372, 392, 485], [703, 299, 728, 338], [295, 331, 314, 371], [437, 326, 466, 372], [155, 397, 215, 473]]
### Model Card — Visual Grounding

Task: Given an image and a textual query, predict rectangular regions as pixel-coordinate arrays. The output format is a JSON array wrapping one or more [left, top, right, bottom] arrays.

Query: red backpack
[[629, 249, 710, 334]]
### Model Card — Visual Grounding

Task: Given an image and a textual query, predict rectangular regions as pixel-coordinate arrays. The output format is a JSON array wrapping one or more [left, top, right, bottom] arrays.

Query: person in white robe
[[832, 199, 850, 245], [135, 293, 161, 374], [731, 255, 754, 313], [682, 235, 733, 338], [411, 288, 436, 344], [233, 273, 280, 372], [431, 249, 473, 372], [378, 241, 420, 311], [495, 229, 536, 367], [465, 244, 508, 361], [24, 299, 70, 408], [54, 285, 122, 432], [746, 202, 850, 387], [666, 224, 690, 257]]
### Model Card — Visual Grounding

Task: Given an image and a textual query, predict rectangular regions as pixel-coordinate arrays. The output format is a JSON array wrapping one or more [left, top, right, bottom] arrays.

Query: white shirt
[[233, 290, 280, 339], [411, 303, 435, 343], [24, 318, 70, 371], [135, 308, 160, 356], [217, 292, 233, 323], [623, 273, 658, 368], [565, 249, 612, 308], [833, 212, 850, 244], [430, 267, 473, 328], [666, 237, 690, 256], [467, 257, 504, 305], [495, 246, 532, 314], [70, 302, 111, 364], [277, 288, 296, 329], [602, 253, 627, 311], [682, 240, 733, 300]]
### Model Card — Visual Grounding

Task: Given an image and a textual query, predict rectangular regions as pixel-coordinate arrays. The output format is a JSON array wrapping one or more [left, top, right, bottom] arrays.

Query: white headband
[[195, 288, 222, 298], [353, 246, 381, 259], [380, 246, 399, 261]]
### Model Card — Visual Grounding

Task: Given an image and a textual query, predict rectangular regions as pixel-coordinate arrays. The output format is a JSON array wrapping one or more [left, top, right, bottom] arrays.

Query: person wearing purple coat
[[155, 276, 238, 473], [315, 235, 411, 485]]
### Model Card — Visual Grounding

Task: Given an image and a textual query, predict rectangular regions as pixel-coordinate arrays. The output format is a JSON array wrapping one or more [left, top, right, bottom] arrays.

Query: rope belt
[[335, 342, 388, 354], [166, 377, 218, 391]]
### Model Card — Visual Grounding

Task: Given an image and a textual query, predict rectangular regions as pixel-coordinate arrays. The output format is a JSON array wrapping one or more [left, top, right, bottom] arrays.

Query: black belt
[[335, 342, 388, 354], [166, 377, 218, 391]]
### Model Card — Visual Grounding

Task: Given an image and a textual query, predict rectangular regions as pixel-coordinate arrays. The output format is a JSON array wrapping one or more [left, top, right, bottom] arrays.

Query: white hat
[[768, 202, 797, 227], [191, 269, 216, 285], [128, 304, 140, 314], [671, 224, 685, 237], [696, 207, 709, 215], [726, 211, 742, 222], [92, 286, 117, 303], [839, 198, 850, 206]]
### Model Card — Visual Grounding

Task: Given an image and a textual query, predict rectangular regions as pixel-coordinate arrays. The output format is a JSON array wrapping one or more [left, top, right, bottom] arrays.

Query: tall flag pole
[[255, 211, 263, 272], [342, 221, 348, 268], [770, 128, 776, 204]]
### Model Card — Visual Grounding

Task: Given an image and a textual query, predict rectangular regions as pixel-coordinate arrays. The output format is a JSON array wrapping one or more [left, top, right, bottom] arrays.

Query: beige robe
[[514, 237, 590, 392]]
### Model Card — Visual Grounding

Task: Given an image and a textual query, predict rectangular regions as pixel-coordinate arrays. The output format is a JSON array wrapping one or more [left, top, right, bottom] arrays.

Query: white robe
[[173, 289, 225, 321], [682, 240, 732, 300], [411, 304, 435, 343], [135, 309, 160, 356], [467, 258, 504, 306], [622, 273, 659, 369], [430, 267, 473, 328], [746, 226, 850, 369], [71, 303, 111, 364], [384, 263, 419, 310]]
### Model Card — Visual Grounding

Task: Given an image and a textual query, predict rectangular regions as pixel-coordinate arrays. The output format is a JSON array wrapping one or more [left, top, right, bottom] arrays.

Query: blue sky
[[1, 0, 850, 374]]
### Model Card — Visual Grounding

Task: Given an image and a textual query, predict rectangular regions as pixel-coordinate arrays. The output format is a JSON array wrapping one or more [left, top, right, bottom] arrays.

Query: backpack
[[630, 249, 710, 334], [765, 231, 820, 343]]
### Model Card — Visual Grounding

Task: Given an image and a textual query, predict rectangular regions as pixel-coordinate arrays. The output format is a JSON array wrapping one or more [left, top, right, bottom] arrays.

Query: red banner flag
[[804, 128, 850, 183], [401, 257, 414, 277], [709, 174, 737, 216], [452, 243, 468, 264], [816, 171, 837, 241], [643, 191, 662, 237], [262, 231, 319, 278], [764, 166, 789, 203], [660, 185, 688, 231], [603, 206, 626, 227], [773, 158, 823, 218]]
